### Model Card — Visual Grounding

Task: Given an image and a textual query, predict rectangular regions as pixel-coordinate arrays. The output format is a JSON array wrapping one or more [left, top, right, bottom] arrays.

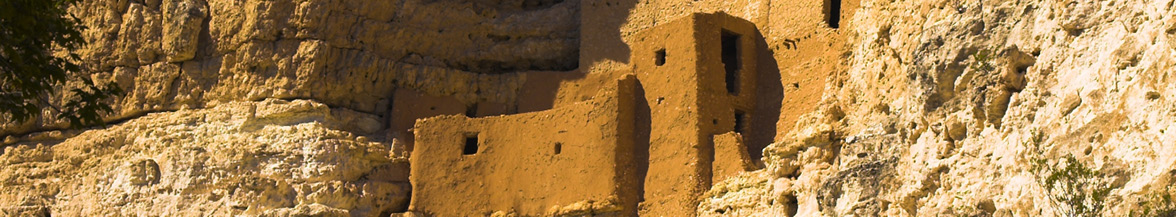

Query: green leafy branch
[[1031, 155, 1111, 217], [1, 0, 123, 128]]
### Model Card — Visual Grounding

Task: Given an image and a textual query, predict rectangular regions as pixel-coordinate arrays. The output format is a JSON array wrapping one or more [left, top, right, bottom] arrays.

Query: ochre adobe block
[[410, 75, 639, 216], [630, 12, 762, 217], [713, 132, 757, 183], [389, 89, 466, 151]]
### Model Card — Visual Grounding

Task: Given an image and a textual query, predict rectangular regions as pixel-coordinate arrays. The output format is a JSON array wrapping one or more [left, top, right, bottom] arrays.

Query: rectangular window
[[465, 103, 478, 117], [463, 134, 479, 155], [734, 110, 747, 134], [721, 30, 741, 94], [826, 0, 842, 28], [655, 48, 667, 66]]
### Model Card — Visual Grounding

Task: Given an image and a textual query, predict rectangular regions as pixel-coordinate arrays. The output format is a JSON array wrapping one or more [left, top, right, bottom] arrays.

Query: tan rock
[[3, 0, 1176, 216], [0, 99, 406, 216], [161, 0, 206, 62]]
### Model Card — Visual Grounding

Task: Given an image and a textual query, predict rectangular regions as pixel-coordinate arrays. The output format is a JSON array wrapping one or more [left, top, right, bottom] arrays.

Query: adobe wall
[[403, 10, 815, 216], [628, 13, 762, 217], [766, 0, 862, 140], [409, 76, 640, 216], [517, 70, 619, 113], [389, 89, 513, 151], [581, 0, 860, 142], [388, 89, 466, 150], [713, 132, 757, 183], [628, 15, 706, 217]]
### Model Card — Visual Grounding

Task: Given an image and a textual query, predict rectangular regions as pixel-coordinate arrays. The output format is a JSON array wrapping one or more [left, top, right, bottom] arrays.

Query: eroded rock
[[0, 99, 407, 216]]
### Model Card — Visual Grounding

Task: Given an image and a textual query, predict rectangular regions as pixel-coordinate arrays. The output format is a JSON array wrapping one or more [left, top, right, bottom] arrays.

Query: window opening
[[734, 110, 747, 134], [655, 48, 667, 66], [465, 103, 478, 117], [463, 134, 479, 155], [825, 0, 842, 28], [721, 30, 741, 94]]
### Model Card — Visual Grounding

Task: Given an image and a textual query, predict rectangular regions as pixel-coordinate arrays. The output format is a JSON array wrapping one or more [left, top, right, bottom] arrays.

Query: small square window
[[465, 103, 478, 117], [463, 134, 479, 155]]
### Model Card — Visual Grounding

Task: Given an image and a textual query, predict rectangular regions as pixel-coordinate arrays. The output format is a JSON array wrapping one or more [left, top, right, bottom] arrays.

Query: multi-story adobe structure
[[405, 13, 767, 216]]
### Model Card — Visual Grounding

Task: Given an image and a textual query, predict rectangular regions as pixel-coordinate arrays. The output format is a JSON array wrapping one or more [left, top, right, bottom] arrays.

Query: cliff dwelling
[[11, 0, 1174, 215], [0, 0, 876, 215], [397, 13, 780, 216]]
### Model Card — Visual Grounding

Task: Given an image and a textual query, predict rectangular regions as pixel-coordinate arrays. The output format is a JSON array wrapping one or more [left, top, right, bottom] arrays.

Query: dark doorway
[[825, 0, 842, 28], [465, 103, 478, 117], [734, 110, 747, 134]]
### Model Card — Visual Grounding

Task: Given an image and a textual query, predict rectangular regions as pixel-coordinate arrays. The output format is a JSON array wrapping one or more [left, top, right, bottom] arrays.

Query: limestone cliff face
[[1, 0, 571, 136], [1, 99, 405, 216], [2, 0, 1175, 216], [702, 0, 1176, 216]]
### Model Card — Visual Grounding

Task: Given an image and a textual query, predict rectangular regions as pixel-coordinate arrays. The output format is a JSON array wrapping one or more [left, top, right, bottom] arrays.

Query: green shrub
[[970, 49, 996, 72], [1136, 188, 1176, 217], [1031, 155, 1111, 217]]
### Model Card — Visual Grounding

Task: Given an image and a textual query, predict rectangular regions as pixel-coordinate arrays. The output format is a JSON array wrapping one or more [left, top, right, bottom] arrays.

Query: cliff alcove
[[5, 0, 1176, 216]]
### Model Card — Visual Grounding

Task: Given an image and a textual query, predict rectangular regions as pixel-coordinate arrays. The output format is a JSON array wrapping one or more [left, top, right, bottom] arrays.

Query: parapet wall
[[389, 89, 513, 151]]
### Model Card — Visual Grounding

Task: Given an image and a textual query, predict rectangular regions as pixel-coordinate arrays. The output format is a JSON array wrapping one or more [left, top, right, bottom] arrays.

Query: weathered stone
[[2, 0, 1175, 216], [161, 0, 206, 62], [0, 99, 406, 216]]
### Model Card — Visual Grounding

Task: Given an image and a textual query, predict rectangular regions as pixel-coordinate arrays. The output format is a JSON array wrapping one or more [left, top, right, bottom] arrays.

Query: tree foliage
[[0, 0, 121, 128], [1031, 155, 1112, 217]]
